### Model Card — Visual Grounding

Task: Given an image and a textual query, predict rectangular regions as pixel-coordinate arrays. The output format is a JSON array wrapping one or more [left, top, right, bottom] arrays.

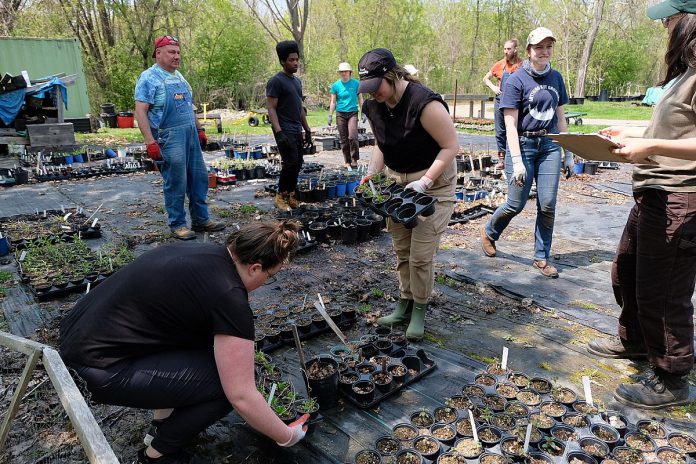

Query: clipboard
[[547, 133, 626, 163]]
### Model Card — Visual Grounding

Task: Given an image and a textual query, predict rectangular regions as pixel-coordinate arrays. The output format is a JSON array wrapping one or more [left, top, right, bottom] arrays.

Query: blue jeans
[[485, 136, 562, 260], [156, 124, 210, 230], [493, 99, 506, 153]]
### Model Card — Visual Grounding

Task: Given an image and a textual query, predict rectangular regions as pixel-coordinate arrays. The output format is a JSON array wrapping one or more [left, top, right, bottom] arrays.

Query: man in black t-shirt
[[59, 221, 309, 463], [266, 40, 313, 210]]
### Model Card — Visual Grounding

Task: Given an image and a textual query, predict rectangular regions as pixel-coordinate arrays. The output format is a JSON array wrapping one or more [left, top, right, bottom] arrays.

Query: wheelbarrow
[[247, 109, 270, 127], [565, 111, 587, 126]]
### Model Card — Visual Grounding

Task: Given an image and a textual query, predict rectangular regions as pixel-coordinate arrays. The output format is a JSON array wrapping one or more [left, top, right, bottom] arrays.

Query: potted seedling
[[445, 395, 472, 411], [539, 400, 566, 419], [351, 380, 375, 404], [550, 385, 577, 405], [578, 437, 610, 460], [517, 389, 542, 407], [500, 437, 526, 461], [462, 383, 485, 397], [413, 435, 440, 461], [433, 406, 457, 424], [490, 412, 516, 431], [562, 412, 588, 428], [496, 382, 519, 400], [508, 372, 530, 388], [354, 449, 381, 464], [589, 423, 620, 449], [454, 437, 484, 459], [475, 373, 496, 387], [436, 451, 466, 464], [304, 356, 339, 409], [477, 425, 502, 448], [655, 446, 687, 464], [636, 420, 667, 439], [611, 446, 645, 464], [525, 452, 554, 464], [392, 423, 419, 442], [480, 452, 507, 464], [294, 397, 320, 420], [339, 371, 359, 395], [429, 423, 456, 446], [667, 432, 696, 457], [624, 431, 656, 452], [529, 377, 552, 394], [375, 435, 401, 457], [395, 450, 423, 464], [483, 393, 506, 412], [410, 408, 435, 428]]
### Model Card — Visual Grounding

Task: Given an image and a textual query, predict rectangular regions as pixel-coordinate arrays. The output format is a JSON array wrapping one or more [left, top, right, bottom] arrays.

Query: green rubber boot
[[376, 298, 414, 326], [406, 303, 427, 341]]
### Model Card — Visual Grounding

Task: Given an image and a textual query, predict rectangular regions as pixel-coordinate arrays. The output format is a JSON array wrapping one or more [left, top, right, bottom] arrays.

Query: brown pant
[[337, 111, 359, 164], [386, 160, 456, 304], [613, 189, 696, 375]]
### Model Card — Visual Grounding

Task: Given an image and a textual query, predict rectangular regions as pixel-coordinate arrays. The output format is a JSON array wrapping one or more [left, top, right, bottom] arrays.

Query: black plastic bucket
[[304, 356, 339, 409], [585, 162, 599, 175], [356, 219, 371, 242]]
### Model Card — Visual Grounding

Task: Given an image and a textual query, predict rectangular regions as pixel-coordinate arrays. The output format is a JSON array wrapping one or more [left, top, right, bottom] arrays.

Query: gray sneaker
[[587, 336, 647, 359], [614, 369, 689, 410]]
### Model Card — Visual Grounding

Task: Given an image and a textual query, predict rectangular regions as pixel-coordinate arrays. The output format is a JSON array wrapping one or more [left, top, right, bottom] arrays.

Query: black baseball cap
[[357, 48, 397, 94]]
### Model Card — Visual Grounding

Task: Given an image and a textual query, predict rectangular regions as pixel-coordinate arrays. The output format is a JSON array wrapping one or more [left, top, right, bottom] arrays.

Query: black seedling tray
[[449, 204, 495, 225], [0, 209, 102, 248], [339, 347, 437, 409], [23, 273, 110, 301], [256, 310, 358, 353], [35, 164, 144, 182], [360, 183, 438, 228]]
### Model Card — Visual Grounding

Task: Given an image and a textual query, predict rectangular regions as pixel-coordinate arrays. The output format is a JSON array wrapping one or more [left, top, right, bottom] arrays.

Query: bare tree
[[574, 0, 605, 97], [0, 0, 28, 36], [111, 0, 165, 70], [243, 0, 309, 63]]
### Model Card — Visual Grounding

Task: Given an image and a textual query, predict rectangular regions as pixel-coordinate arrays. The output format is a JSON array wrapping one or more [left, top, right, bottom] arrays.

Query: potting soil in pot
[[350, 360, 694, 463]]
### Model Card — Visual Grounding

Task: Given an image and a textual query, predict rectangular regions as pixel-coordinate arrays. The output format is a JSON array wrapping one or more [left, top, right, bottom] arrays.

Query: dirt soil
[[0, 138, 694, 463]]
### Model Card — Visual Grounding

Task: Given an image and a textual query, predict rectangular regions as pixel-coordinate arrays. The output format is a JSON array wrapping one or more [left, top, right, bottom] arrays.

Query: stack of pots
[[100, 103, 117, 129]]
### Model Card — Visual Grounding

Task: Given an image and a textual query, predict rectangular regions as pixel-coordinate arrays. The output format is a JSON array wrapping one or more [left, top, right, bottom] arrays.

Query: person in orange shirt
[[483, 39, 522, 169]]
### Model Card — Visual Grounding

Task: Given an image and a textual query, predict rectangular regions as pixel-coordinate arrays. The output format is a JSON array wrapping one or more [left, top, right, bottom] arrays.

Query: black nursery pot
[[308, 221, 328, 242], [351, 380, 376, 404], [304, 356, 339, 409], [355, 218, 371, 242], [341, 222, 358, 244], [327, 221, 341, 240]]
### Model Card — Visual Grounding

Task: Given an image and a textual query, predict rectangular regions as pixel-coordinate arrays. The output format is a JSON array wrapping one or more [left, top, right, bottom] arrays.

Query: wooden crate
[[27, 123, 75, 147]]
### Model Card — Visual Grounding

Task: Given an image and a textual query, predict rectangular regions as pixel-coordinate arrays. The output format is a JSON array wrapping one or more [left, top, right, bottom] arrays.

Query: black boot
[[613, 368, 689, 410]]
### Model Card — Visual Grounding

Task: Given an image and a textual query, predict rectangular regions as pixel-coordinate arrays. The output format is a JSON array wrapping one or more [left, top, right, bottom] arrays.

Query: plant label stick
[[267, 383, 277, 405], [523, 423, 532, 453], [291, 325, 307, 371], [368, 180, 377, 196], [19, 251, 27, 261], [582, 375, 593, 406], [91, 218, 98, 228], [468, 409, 479, 442], [85, 282, 91, 294], [501, 346, 509, 371], [63, 212, 72, 221], [314, 299, 350, 348]]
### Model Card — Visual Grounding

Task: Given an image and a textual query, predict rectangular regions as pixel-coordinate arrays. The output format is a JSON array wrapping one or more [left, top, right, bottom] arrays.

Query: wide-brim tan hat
[[338, 62, 352, 72]]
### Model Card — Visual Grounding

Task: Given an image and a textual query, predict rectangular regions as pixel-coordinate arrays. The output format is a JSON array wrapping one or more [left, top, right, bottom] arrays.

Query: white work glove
[[510, 156, 526, 187], [405, 175, 434, 193], [327, 114, 333, 126], [563, 150, 575, 179], [276, 413, 309, 447]]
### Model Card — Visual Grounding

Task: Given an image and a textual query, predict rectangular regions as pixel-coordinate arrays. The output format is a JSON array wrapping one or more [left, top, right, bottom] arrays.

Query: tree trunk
[[574, 0, 605, 98], [0, 0, 26, 36], [469, 0, 481, 83]]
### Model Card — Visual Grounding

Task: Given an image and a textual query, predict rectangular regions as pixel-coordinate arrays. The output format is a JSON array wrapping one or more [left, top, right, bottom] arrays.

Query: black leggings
[[70, 349, 232, 454]]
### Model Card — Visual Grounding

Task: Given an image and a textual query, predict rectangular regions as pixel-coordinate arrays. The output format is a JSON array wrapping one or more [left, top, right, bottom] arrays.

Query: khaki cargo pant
[[385, 159, 456, 304]]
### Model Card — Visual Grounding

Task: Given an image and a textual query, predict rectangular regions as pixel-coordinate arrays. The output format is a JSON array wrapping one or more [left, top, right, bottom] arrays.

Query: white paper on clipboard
[[547, 133, 626, 163]]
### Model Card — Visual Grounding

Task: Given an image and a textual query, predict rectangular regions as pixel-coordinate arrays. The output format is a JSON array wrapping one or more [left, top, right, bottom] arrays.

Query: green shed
[[0, 37, 91, 119]]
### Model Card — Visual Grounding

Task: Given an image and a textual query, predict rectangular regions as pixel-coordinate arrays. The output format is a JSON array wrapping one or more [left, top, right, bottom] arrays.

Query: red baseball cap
[[152, 35, 179, 58]]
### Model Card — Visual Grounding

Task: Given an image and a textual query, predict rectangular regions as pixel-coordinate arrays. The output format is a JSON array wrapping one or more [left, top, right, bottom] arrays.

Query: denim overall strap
[[154, 72, 209, 229]]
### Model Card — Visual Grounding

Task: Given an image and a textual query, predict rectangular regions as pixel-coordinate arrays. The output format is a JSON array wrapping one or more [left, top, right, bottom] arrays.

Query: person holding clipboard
[[587, 0, 696, 409]]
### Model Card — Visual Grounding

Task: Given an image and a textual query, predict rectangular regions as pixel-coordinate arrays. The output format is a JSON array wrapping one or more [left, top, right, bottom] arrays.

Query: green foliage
[[370, 288, 384, 298], [0, 270, 13, 284]]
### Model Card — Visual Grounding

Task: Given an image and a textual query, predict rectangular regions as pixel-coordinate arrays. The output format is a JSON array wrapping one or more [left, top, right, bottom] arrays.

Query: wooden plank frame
[[0, 331, 118, 463]]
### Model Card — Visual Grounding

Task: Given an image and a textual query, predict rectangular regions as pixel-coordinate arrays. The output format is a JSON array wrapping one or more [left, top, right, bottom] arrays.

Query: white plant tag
[[85, 282, 91, 294], [91, 218, 98, 228], [469, 409, 479, 442], [523, 423, 533, 453], [501, 346, 509, 371], [582, 375, 593, 406], [19, 251, 27, 261], [267, 383, 277, 405], [63, 212, 71, 221]]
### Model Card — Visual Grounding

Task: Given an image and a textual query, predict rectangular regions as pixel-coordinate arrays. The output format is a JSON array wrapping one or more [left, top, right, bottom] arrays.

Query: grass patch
[[424, 332, 445, 347], [0, 270, 12, 284], [212, 207, 234, 218], [570, 300, 599, 310], [469, 353, 498, 365], [239, 204, 258, 215], [358, 303, 372, 313], [538, 362, 552, 371], [668, 400, 696, 419], [565, 101, 653, 120], [569, 367, 608, 385], [434, 274, 458, 288], [370, 288, 384, 298]]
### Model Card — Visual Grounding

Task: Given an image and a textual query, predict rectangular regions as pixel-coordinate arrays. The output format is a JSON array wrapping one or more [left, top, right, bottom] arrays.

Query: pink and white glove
[[405, 175, 434, 193]]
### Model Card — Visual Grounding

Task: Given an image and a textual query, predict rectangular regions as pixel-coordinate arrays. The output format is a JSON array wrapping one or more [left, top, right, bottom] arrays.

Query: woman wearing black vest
[[358, 48, 458, 341]]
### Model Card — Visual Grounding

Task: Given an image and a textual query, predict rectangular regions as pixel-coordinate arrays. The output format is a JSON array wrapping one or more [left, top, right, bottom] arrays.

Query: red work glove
[[276, 413, 310, 447], [198, 128, 207, 149], [146, 141, 161, 161], [360, 175, 371, 185]]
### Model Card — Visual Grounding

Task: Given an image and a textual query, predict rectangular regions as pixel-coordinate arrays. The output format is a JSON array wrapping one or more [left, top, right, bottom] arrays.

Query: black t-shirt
[[362, 83, 448, 173], [59, 243, 254, 368], [266, 71, 304, 134]]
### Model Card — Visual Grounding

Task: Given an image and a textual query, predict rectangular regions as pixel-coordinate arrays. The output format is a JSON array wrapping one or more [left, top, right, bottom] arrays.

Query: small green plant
[[254, 351, 268, 364], [239, 204, 258, 214], [298, 397, 319, 412], [0, 270, 12, 283], [370, 288, 384, 298], [540, 436, 562, 453], [358, 303, 372, 313]]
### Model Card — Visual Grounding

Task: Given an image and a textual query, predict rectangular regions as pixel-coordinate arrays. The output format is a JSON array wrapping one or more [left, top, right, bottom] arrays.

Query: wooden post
[[452, 80, 458, 122], [56, 89, 64, 123], [469, 101, 474, 118], [0, 348, 40, 449], [479, 100, 486, 119]]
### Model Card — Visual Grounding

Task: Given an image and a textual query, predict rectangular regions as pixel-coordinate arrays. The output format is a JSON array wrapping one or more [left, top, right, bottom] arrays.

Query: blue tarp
[[642, 78, 676, 106], [0, 88, 26, 125], [27, 77, 68, 110], [0, 77, 68, 126]]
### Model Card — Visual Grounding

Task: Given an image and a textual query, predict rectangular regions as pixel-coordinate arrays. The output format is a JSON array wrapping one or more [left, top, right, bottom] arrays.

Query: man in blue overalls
[[135, 36, 224, 240]]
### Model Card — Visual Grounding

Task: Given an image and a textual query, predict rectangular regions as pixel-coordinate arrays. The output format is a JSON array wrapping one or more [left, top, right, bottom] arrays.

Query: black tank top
[[362, 82, 448, 173]]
